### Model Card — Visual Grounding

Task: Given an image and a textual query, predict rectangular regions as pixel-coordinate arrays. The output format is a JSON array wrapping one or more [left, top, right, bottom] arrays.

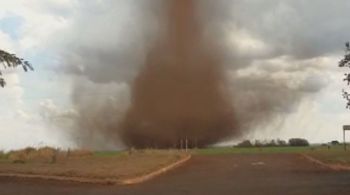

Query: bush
[[0, 151, 5, 159], [5, 147, 93, 164], [236, 140, 253, 148], [265, 140, 277, 147], [8, 147, 59, 163], [288, 138, 309, 146], [276, 139, 287, 146], [331, 140, 340, 145], [253, 139, 288, 147]]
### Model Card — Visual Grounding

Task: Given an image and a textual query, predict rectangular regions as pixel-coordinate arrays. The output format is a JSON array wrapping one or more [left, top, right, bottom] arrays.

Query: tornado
[[119, 0, 237, 148]]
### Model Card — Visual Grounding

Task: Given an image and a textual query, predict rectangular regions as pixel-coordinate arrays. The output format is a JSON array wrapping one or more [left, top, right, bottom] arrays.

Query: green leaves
[[340, 43, 350, 109], [0, 49, 34, 87]]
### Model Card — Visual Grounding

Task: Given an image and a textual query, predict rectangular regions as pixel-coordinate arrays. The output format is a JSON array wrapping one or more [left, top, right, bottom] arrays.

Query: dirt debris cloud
[[58, 0, 329, 149], [119, 0, 237, 148]]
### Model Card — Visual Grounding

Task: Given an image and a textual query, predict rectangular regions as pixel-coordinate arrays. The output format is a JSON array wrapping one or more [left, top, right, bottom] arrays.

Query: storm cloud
[[53, 0, 348, 149]]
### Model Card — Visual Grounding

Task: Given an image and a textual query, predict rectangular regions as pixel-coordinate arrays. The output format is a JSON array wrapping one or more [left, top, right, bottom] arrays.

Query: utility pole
[[180, 139, 183, 150]]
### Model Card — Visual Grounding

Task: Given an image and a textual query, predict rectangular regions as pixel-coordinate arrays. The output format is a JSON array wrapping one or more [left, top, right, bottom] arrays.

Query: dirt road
[[1, 154, 350, 195]]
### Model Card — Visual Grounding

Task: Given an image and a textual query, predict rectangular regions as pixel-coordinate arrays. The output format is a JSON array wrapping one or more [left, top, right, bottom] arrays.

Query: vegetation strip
[[301, 154, 350, 171], [0, 154, 191, 185]]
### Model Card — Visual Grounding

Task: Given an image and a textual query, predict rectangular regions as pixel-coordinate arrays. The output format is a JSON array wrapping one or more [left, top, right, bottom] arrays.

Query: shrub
[[236, 140, 253, 148], [254, 140, 263, 147], [276, 139, 287, 146], [331, 140, 340, 145], [252, 139, 287, 147], [288, 138, 309, 146], [8, 147, 59, 163], [266, 140, 277, 147]]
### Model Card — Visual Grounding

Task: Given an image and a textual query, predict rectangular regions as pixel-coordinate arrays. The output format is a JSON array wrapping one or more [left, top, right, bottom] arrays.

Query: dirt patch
[[0, 150, 188, 184], [302, 154, 350, 171]]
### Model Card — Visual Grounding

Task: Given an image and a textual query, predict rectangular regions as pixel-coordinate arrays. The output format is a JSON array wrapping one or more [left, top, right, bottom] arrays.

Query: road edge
[[0, 154, 192, 185], [119, 153, 192, 185], [301, 153, 350, 171]]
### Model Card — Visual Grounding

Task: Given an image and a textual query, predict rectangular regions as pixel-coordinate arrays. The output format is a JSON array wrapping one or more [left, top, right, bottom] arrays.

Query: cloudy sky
[[0, 0, 349, 150]]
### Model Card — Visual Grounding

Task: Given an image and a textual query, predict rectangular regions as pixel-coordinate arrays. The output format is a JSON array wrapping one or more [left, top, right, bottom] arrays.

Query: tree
[[236, 140, 253, 148], [0, 49, 34, 87], [339, 42, 350, 108], [288, 138, 309, 147]]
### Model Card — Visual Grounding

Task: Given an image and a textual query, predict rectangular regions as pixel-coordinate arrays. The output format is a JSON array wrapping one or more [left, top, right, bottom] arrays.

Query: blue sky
[[0, 0, 350, 150], [0, 14, 23, 40]]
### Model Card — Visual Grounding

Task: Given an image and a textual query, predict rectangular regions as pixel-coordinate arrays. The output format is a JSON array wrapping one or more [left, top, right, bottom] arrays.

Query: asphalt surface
[[1, 154, 350, 195]]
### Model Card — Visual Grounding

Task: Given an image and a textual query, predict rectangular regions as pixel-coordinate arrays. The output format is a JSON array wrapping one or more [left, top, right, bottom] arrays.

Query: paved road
[[1, 154, 350, 195]]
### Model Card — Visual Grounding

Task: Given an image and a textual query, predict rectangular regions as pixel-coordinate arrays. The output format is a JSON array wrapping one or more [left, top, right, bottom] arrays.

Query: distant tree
[[266, 139, 277, 147], [288, 138, 309, 147], [331, 140, 340, 145], [254, 140, 263, 147], [276, 139, 287, 146], [236, 140, 253, 148], [0, 49, 33, 87], [339, 42, 350, 109]]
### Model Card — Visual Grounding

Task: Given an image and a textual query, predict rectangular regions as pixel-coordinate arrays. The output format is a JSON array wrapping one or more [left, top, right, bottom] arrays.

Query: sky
[[0, 0, 349, 150]]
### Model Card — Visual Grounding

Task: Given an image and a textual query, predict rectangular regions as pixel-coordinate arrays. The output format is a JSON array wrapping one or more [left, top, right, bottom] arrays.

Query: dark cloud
[[54, 0, 342, 149]]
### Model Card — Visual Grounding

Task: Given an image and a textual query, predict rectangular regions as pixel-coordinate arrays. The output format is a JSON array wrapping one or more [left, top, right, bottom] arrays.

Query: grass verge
[[193, 146, 313, 155], [195, 145, 350, 168], [304, 145, 350, 166], [0, 149, 187, 182]]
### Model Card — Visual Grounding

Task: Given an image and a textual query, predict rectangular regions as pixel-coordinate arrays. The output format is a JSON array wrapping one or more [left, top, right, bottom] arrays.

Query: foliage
[[331, 140, 340, 145], [339, 42, 350, 108], [236, 140, 253, 147], [0, 49, 34, 87], [194, 146, 312, 155], [237, 139, 288, 148], [288, 138, 310, 146]]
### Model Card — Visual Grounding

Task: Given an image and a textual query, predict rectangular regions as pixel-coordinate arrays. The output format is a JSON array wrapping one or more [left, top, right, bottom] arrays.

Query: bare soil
[[0, 150, 185, 181]]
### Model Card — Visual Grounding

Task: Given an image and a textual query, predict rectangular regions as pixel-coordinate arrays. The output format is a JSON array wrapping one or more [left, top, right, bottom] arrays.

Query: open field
[[2, 153, 350, 195], [1, 145, 350, 194], [304, 145, 350, 166], [193, 146, 312, 155], [195, 145, 350, 166], [1, 145, 350, 182], [0, 149, 187, 181]]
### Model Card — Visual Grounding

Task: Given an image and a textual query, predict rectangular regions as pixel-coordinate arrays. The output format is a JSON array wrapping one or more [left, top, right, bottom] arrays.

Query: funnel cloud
[[120, 0, 236, 148], [57, 0, 329, 149]]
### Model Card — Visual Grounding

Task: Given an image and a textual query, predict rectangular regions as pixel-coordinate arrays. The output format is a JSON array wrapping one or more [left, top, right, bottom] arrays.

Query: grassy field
[[194, 145, 350, 166], [0, 151, 7, 161], [1, 144, 349, 180], [305, 145, 350, 165], [0, 149, 187, 180], [193, 146, 313, 155]]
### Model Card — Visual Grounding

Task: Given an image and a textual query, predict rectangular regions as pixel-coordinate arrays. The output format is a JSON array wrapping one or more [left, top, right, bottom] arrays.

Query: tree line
[[236, 138, 310, 148]]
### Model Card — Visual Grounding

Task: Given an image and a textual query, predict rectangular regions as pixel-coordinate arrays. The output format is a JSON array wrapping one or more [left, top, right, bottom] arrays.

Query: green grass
[[193, 146, 314, 155], [0, 151, 7, 158], [194, 145, 350, 166], [306, 145, 350, 165], [0, 151, 8, 162], [93, 151, 123, 157]]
